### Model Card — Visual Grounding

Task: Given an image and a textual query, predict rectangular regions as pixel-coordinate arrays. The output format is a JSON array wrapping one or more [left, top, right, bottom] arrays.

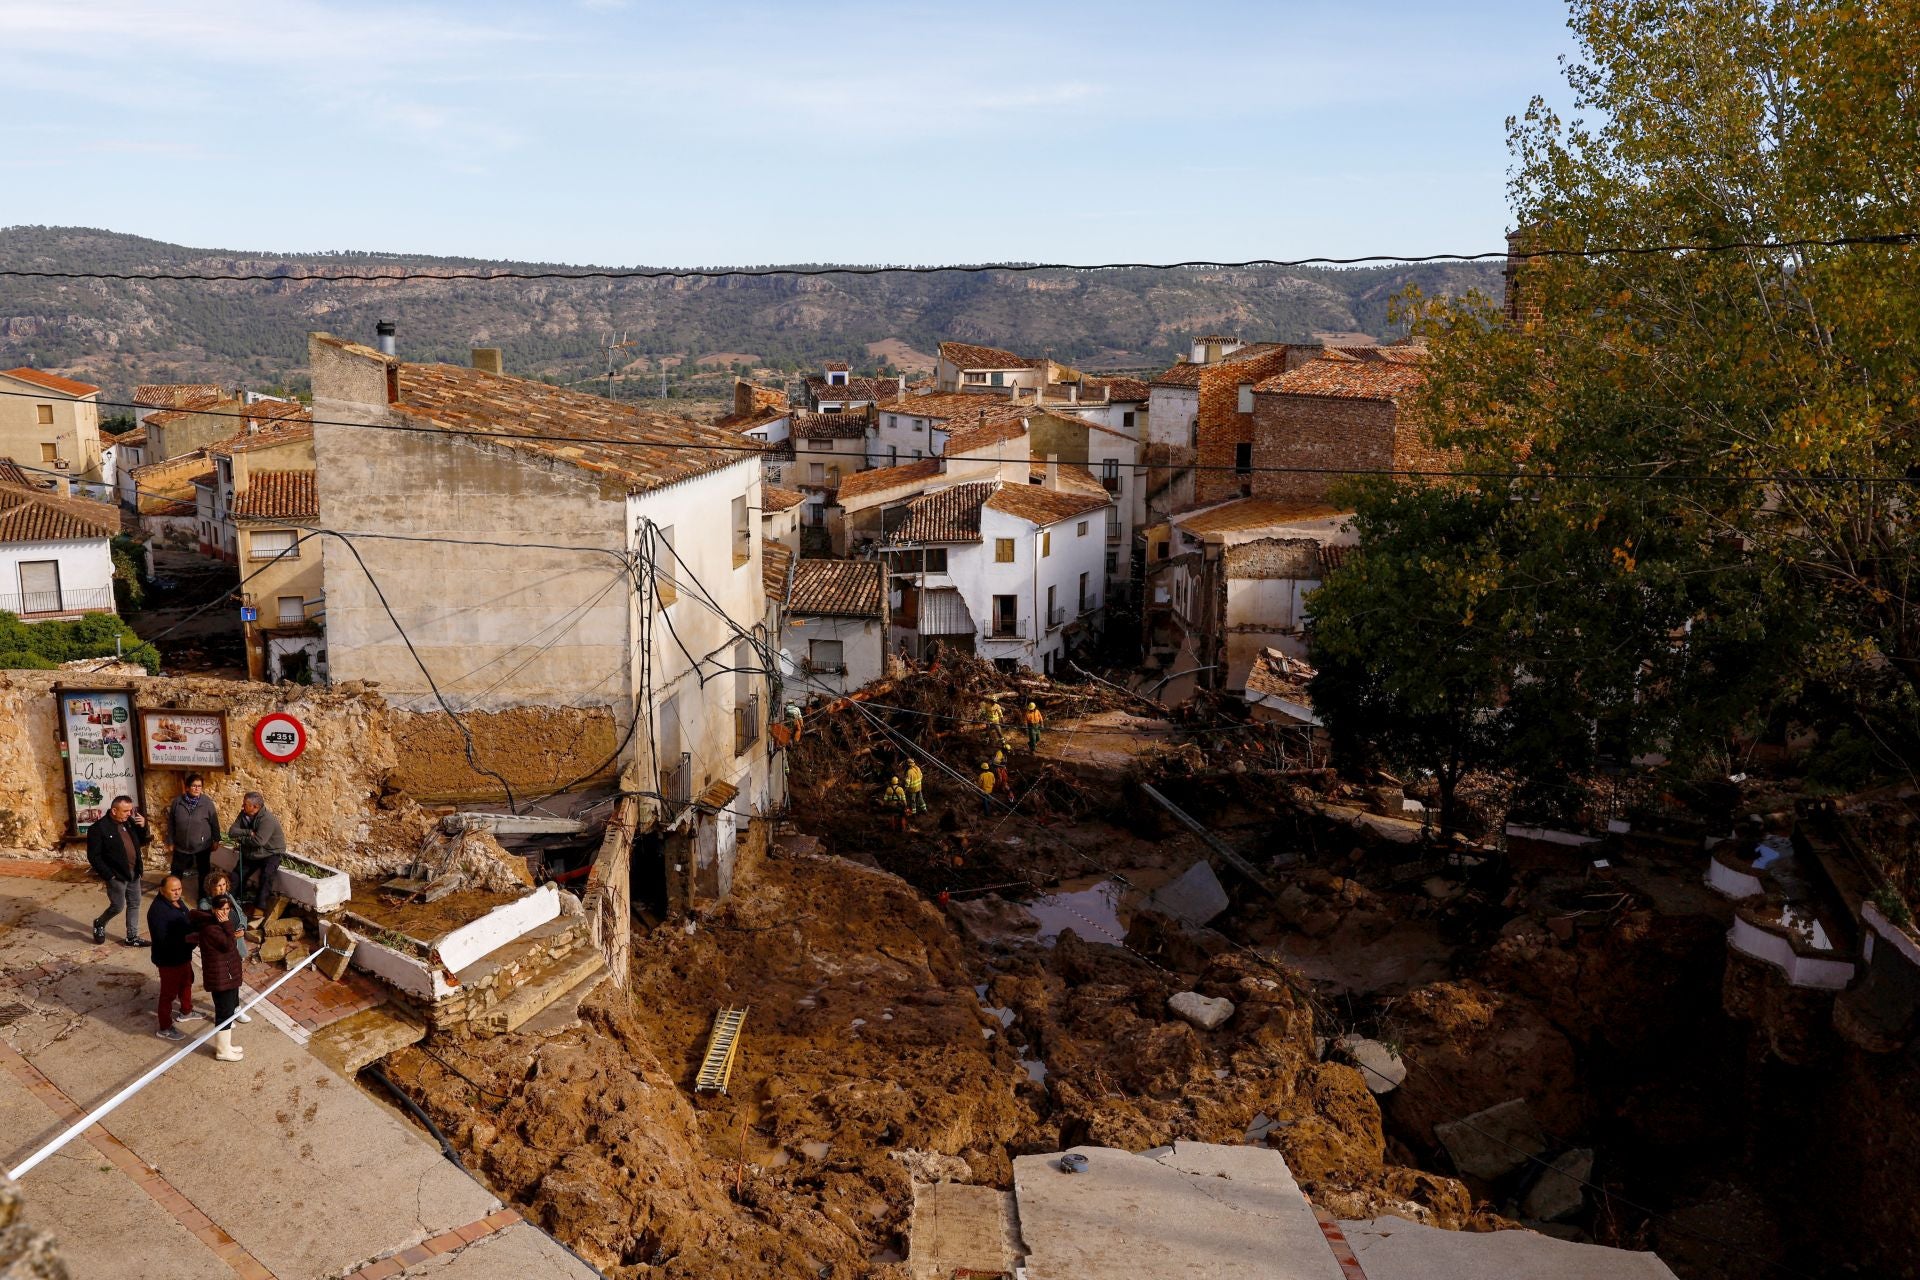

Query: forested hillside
[[0, 226, 1504, 401]]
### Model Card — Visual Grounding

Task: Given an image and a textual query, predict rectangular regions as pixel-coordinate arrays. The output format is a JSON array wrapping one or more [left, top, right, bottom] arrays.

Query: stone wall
[[1250, 393, 1399, 503], [0, 670, 398, 861], [1194, 347, 1294, 504]]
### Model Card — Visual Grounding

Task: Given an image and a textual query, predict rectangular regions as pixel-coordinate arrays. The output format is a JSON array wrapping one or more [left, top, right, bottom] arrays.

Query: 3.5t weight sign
[[253, 713, 308, 763]]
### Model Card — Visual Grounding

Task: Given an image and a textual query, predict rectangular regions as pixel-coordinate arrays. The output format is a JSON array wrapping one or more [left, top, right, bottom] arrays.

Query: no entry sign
[[253, 713, 308, 763]]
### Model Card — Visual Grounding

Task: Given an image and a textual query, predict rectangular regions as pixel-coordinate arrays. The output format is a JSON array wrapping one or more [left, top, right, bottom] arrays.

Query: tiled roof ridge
[[1, 367, 101, 397]]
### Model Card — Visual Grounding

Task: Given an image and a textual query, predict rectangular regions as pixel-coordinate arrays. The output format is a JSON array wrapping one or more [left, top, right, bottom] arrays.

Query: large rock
[[1520, 1148, 1593, 1221], [1341, 1038, 1407, 1094], [1433, 1098, 1549, 1180], [1166, 991, 1235, 1031], [1147, 861, 1230, 926]]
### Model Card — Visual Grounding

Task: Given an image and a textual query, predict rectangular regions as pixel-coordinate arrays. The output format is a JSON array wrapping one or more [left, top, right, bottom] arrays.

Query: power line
[[2, 231, 1913, 282], [8, 389, 1915, 486]]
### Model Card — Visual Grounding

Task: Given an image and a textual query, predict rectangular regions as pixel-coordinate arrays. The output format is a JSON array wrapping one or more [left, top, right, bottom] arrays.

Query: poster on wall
[[54, 687, 140, 836], [137, 709, 229, 771]]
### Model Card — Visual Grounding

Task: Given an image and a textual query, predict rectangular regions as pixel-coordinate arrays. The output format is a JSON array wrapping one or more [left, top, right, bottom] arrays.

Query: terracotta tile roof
[[1, 367, 99, 398], [1150, 343, 1289, 388], [146, 498, 198, 517], [943, 415, 1029, 455], [1246, 648, 1316, 702], [877, 391, 1025, 427], [823, 360, 850, 373], [1318, 543, 1354, 575], [835, 457, 942, 502], [1359, 343, 1429, 365], [1150, 361, 1205, 388], [715, 406, 788, 432], [109, 426, 147, 448], [0, 481, 119, 543], [1026, 464, 1111, 499], [388, 362, 758, 495], [1255, 358, 1426, 402], [0, 459, 34, 488], [787, 558, 885, 619], [714, 383, 790, 431], [199, 401, 313, 457], [761, 484, 807, 513], [761, 538, 794, 602], [232, 470, 317, 520], [792, 410, 871, 441], [1172, 496, 1347, 536], [984, 484, 1110, 527], [887, 482, 995, 544], [938, 341, 1036, 370], [806, 375, 902, 403], [1095, 377, 1150, 402], [696, 779, 739, 811], [133, 383, 223, 409]]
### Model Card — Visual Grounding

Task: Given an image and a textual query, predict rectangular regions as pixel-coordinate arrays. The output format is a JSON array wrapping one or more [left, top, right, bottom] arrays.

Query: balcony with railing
[[660, 751, 692, 811], [1106, 519, 1123, 544], [986, 617, 1027, 640], [734, 695, 760, 755], [1046, 605, 1067, 632], [0, 587, 116, 619]]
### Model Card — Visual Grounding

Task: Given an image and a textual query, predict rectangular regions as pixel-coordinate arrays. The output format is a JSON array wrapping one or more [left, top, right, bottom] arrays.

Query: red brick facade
[[1192, 345, 1299, 503], [1250, 377, 1454, 502]]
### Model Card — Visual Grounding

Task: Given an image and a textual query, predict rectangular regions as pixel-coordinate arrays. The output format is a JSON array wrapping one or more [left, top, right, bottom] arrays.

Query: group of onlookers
[[83, 774, 290, 1062]]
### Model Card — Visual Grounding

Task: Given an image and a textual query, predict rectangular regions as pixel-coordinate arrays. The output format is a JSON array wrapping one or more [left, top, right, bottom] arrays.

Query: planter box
[[274, 854, 352, 912], [435, 883, 561, 973], [343, 921, 450, 1001]]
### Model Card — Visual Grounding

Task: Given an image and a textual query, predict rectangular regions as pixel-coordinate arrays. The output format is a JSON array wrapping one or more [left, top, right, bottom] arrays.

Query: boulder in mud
[[1520, 1147, 1593, 1221], [1341, 1038, 1407, 1093], [1167, 991, 1235, 1031], [1433, 1097, 1549, 1180]]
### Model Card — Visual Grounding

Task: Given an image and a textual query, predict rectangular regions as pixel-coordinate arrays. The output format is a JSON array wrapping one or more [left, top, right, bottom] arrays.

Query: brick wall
[[1250, 393, 1398, 502], [1194, 347, 1295, 503]]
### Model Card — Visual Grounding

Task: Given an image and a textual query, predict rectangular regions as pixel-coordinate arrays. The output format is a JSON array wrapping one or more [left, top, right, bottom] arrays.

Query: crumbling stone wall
[[0, 670, 397, 860]]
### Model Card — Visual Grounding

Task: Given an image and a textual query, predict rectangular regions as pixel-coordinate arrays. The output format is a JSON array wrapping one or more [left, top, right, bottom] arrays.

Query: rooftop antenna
[[603, 331, 636, 401]]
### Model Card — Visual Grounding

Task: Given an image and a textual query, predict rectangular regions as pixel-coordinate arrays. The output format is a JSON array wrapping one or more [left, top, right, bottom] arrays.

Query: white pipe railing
[[9, 944, 340, 1181]]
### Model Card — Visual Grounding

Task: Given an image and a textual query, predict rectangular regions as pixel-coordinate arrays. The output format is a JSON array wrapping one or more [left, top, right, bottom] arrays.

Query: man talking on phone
[[87, 795, 150, 947]]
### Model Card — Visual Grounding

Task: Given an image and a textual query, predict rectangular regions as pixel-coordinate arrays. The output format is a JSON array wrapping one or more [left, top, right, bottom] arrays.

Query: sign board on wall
[[54, 687, 140, 836], [138, 709, 230, 771], [253, 712, 308, 763]]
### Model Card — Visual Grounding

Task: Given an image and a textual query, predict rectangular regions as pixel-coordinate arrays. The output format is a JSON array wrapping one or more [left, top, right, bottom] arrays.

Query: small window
[[1156, 542, 1170, 561], [731, 495, 750, 567], [276, 595, 304, 623], [1042, 531, 1052, 557], [40, 443, 57, 462], [1078, 571, 1089, 613], [810, 462, 826, 482], [809, 638, 845, 674], [1235, 443, 1253, 475], [926, 548, 947, 573], [1077, 521, 1088, 537], [1122, 411, 1136, 429], [990, 371, 1005, 387], [995, 538, 1015, 563], [1105, 551, 1118, 575], [654, 523, 677, 607], [912, 449, 923, 461], [249, 529, 298, 561], [1238, 382, 1254, 413], [912, 419, 924, 432], [35, 404, 54, 425]]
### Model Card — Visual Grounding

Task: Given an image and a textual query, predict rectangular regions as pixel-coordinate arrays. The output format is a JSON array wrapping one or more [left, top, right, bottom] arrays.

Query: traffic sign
[[253, 712, 308, 763]]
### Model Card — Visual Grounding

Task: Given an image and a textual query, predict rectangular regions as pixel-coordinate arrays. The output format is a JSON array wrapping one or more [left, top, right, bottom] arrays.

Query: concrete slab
[[1339, 1217, 1680, 1279], [1146, 860, 1230, 926], [310, 1005, 427, 1077], [0, 869, 595, 1280], [390, 1221, 593, 1279], [0, 1065, 218, 1280], [1434, 1098, 1548, 1180], [908, 1182, 1020, 1280], [1012, 1142, 1344, 1280]]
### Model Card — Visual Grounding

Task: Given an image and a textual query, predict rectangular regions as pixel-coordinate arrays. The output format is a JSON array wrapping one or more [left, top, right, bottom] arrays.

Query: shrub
[[0, 612, 158, 673]]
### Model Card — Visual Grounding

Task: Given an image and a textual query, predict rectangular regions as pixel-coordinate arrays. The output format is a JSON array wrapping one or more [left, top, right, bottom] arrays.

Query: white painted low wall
[[275, 854, 351, 912], [1863, 901, 1920, 968], [1504, 824, 1602, 847], [1705, 857, 1764, 900], [433, 882, 560, 974], [1727, 916, 1856, 990], [346, 926, 451, 1000]]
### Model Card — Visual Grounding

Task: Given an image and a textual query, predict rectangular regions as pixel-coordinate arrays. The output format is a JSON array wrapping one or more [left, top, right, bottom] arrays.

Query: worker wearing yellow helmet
[[1023, 701, 1044, 751]]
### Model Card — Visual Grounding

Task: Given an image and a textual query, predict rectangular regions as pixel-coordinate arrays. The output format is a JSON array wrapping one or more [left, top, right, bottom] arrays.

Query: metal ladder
[[695, 1006, 748, 1094]]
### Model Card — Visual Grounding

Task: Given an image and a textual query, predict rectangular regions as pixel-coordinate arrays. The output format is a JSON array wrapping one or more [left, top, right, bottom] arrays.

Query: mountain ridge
[[0, 225, 1505, 403]]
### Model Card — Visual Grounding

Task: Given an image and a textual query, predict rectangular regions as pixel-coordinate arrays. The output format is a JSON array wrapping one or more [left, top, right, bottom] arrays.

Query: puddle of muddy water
[[1020, 1056, 1048, 1083], [1022, 868, 1178, 947]]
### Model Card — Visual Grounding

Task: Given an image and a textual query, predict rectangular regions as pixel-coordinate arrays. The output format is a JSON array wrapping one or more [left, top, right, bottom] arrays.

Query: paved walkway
[[0, 861, 594, 1280]]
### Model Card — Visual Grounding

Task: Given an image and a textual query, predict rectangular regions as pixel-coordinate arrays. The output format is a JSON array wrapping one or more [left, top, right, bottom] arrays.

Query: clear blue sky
[[0, 0, 1578, 267]]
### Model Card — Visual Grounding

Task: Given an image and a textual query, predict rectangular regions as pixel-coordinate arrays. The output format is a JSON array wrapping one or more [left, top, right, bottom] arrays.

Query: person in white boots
[[190, 898, 245, 1061]]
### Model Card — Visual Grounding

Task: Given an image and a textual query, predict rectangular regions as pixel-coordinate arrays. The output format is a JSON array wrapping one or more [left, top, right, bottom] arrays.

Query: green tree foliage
[[1312, 0, 1920, 793], [0, 612, 159, 674]]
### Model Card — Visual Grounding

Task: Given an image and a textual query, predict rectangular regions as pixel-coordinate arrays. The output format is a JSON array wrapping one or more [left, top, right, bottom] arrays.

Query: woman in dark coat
[[190, 900, 246, 1062]]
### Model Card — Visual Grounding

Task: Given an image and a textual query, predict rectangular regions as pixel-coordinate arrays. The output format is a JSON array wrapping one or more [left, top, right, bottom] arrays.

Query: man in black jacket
[[166, 773, 221, 891], [145, 875, 205, 1041], [86, 795, 150, 947]]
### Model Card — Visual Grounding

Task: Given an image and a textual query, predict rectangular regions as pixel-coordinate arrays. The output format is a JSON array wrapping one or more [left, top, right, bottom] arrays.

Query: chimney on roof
[[733, 378, 753, 420], [1044, 454, 1060, 490], [51, 458, 72, 498], [376, 320, 396, 357], [472, 347, 503, 375]]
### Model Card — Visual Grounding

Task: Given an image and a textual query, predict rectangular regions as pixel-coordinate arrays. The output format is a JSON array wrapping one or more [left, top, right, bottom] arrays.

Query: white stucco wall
[[953, 505, 1109, 672], [781, 613, 886, 694], [1, 538, 116, 616], [1146, 386, 1198, 448]]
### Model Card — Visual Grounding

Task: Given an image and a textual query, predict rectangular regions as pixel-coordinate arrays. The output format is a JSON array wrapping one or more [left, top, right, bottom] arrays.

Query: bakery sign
[[138, 709, 230, 771]]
